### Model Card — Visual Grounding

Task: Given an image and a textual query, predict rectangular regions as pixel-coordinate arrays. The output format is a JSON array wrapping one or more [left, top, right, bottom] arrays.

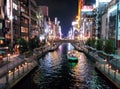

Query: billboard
[[81, 5, 93, 12]]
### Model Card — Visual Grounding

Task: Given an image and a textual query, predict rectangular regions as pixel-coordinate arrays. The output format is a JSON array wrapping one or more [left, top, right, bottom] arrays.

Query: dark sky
[[36, 0, 95, 37]]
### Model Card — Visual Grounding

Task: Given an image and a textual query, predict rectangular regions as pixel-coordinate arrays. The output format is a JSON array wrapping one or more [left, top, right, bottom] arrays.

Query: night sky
[[36, 0, 95, 37]]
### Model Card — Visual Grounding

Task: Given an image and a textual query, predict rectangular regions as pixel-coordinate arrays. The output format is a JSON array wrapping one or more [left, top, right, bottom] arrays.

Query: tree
[[86, 38, 92, 46], [96, 39, 103, 50], [86, 38, 96, 47], [104, 39, 114, 54], [18, 38, 28, 53], [29, 36, 40, 51]]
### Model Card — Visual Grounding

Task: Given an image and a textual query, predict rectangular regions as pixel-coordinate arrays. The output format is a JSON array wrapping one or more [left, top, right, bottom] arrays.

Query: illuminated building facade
[[95, 0, 112, 38], [0, 0, 5, 46], [20, 0, 29, 41], [29, 0, 39, 38], [38, 6, 49, 34], [101, 0, 120, 50], [107, 0, 120, 49], [0, 0, 40, 49]]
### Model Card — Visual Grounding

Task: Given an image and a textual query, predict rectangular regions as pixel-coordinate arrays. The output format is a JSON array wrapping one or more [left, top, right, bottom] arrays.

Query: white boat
[[67, 50, 78, 62]]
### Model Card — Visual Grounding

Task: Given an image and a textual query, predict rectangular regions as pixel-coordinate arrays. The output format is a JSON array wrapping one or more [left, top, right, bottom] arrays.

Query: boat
[[67, 50, 78, 62]]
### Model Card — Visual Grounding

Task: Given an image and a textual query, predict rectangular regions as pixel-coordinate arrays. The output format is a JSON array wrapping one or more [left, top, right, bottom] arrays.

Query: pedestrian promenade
[[0, 43, 60, 89], [74, 43, 120, 89], [0, 51, 40, 89]]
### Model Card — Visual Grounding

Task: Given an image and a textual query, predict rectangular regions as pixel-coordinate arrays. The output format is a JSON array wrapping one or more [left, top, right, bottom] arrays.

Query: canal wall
[[73, 44, 120, 89], [95, 64, 120, 89], [7, 60, 38, 89], [2, 44, 60, 89]]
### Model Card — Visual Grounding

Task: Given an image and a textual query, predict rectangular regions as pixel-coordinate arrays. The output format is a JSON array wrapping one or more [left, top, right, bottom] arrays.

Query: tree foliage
[[29, 36, 40, 50], [18, 38, 28, 53], [104, 39, 114, 54], [96, 39, 103, 50], [86, 38, 96, 47]]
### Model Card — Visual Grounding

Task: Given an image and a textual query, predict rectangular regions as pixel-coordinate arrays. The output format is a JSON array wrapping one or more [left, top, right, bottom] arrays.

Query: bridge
[[54, 39, 85, 47], [54, 39, 80, 43]]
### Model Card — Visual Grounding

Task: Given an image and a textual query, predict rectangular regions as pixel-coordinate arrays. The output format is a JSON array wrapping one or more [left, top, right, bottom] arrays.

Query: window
[[13, 3, 18, 10]]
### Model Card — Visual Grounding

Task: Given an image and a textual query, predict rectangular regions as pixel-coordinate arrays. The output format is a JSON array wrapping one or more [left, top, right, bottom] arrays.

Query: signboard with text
[[81, 5, 93, 12]]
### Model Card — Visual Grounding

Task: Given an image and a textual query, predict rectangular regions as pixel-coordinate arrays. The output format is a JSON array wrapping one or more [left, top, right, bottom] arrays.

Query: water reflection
[[33, 44, 113, 89], [69, 62, 77, 68], [12, 43, 115, 89]]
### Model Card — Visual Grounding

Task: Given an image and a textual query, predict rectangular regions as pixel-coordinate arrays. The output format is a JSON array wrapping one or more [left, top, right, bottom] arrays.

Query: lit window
[[21, 7, 25, 12], [0, 40, 4, 44], [13, 3, 17, 10]]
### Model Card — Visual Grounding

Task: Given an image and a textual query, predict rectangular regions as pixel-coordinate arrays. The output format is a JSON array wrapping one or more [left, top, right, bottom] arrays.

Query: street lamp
[[6, 53, 10, 85]]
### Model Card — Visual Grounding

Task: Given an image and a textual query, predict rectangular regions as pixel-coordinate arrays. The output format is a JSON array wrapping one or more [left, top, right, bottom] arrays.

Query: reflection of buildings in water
[[67, 43, 74, 51], [33, 69, 40, 84], [52, 51, 58, 60], [73, 52, 88, 81], [44, 52, 60, 69]]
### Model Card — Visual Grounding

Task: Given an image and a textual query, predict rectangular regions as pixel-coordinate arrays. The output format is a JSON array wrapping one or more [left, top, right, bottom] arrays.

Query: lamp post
[[6, 53, 10, 85]]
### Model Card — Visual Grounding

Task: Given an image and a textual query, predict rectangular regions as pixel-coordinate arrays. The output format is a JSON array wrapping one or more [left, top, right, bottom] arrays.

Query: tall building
[[95, 0, 112, 38], [0, 0, 40, 51], [39, 6, 48, 17], [29, 0, 39, 38], [0, 0, 5, 46], [38, 6, 49, 35]]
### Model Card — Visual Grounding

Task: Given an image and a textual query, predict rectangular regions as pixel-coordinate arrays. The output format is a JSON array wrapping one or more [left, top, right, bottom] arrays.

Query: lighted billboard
[[81, 5, 93, 12]]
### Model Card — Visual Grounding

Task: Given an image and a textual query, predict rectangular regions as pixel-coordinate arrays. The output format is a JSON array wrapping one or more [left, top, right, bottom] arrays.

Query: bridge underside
[[54, 39, 80, 43]]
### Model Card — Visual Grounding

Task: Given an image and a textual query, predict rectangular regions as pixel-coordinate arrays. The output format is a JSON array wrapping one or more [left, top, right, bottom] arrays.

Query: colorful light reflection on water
[[12, 43, 116, 89]]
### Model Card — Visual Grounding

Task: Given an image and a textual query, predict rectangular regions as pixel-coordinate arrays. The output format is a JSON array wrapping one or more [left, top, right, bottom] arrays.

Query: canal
[[12, 43, 116, 89]]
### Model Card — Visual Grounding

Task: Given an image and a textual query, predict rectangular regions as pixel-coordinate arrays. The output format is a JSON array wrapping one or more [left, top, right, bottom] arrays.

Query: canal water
[[12, 43, 116, 89]]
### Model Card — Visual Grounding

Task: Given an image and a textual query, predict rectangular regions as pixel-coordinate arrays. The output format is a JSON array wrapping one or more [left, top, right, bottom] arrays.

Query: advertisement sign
[[81, 5, 93, 12]]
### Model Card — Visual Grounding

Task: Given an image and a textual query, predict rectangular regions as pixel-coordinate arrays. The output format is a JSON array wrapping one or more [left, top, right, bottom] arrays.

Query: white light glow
[[108, 5, 117, 14], [96, 0, 112, 8], [6, 0, 10, 18], [99, 0, 112, 2], [72, 21, 78, 26]]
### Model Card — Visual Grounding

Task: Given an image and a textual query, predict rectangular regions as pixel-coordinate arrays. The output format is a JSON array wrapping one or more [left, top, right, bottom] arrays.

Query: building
[[95, 0, 112, 38], [107, 0, 119, 50], [29, 0, 39, 38], [0, 0, 5, 46], [38, 6, 49, 36], [0, 0, 41, 53], [100, 0, 120, 52]]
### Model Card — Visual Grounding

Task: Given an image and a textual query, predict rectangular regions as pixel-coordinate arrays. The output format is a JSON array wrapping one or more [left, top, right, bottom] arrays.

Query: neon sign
[[81, 5, 93, 12]]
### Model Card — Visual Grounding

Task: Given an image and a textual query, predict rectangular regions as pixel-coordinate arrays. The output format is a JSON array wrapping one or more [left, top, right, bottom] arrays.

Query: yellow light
[[9, 70, 11, 73], [0, 40, 4, 44]]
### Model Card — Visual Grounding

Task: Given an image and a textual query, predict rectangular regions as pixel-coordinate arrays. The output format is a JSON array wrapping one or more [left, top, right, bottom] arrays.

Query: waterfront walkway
[[74, 43, 120, 89], [0, 53, 38, 89], [0, 43, 60, 89]]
